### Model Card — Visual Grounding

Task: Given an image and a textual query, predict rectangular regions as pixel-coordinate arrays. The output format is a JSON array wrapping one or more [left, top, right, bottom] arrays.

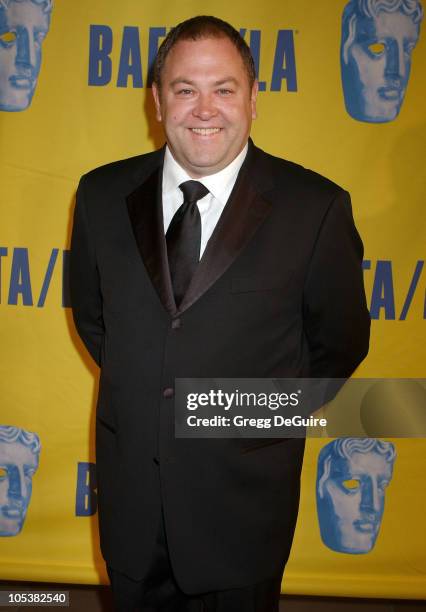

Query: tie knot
[[179, 180, 209, 204]]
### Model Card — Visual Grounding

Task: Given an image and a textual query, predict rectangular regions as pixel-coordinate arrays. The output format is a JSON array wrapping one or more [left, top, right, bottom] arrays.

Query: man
[[316, 437, 396, 554], [0, 425, 41, 537], [0, 0, 53, 112], [70, 15, 370, 611], [340, 0, 423, 123]]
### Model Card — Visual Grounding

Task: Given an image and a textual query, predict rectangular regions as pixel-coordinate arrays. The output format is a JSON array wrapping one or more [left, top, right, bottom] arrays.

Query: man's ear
[[152, 82, 162, 122], [251, 80, 259, 120]]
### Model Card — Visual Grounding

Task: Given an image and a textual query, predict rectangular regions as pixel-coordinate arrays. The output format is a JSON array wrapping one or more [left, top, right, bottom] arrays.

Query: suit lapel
[[126, 141, 273, 317], [178, 144, 273, 314], [126, 163, 177, 316]]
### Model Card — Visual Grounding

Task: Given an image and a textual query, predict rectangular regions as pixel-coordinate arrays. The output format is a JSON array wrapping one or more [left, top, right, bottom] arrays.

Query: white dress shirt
[[162, 144, 248, 258]]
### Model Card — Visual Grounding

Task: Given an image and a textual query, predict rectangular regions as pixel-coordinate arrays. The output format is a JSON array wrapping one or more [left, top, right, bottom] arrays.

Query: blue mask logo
[[340, 0, 423, 122], [316, 438, 396, 554], [0, 0, 53, 112], [0, 425, 41, 536]]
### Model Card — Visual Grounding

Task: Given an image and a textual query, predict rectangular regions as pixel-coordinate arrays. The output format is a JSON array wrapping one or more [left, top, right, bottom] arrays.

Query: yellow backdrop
[[0, 0, 425, 599]]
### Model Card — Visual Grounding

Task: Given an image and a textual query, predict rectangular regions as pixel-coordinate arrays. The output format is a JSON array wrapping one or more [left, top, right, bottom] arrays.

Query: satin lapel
[[126, 166, 177, 316], [178, 154, 273, 315]]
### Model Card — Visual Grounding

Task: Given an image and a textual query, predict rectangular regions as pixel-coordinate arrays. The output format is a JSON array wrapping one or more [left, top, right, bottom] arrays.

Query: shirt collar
[[163, 143, 248, 205]]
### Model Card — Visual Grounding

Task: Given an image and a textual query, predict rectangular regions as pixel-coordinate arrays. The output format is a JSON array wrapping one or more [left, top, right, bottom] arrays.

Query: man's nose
[[15, 28, 37, 76], [192, 92, 218, 120], [385, 40, 406, 81]]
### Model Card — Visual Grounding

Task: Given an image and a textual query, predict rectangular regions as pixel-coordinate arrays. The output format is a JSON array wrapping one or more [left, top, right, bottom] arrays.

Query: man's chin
[[183, 149, 237, 177]]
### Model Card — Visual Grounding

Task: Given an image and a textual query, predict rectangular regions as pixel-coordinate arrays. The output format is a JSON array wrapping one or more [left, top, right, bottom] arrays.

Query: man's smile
[[189, 127, 223, 136]]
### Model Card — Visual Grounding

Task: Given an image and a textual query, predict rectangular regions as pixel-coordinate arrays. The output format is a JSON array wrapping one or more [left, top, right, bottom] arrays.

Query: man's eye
[[177, 89, 193, 95], [342, 478, 360, 491], [0, 31, 17, 46], [368, 42, 385, 56], [218, 89, 232, 95]]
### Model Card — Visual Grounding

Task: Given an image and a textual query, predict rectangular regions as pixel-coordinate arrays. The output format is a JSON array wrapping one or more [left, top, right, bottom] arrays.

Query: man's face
[[318, 451, 393, 553], [0, 441, 38, 536], [342, 11, 420, 122], [0, 1, 50, 112], [152, 36, 258, 178]]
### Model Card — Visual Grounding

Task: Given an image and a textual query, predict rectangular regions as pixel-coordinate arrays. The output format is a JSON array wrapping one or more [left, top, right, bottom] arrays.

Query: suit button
[[171, 318, 181, 329], [153, 456, 160, 465], [163, 387, 174, 398]]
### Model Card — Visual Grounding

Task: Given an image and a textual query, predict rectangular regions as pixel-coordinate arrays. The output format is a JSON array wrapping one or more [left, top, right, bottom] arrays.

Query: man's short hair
[[0, 0, 53, 14], [153, 15, 256, 91], [0, 425, 41, 455]]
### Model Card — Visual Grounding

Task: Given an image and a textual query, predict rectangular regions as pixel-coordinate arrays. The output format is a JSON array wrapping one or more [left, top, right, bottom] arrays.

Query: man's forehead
[[163, 38, 247, 86], [166, 36, 242, 65]]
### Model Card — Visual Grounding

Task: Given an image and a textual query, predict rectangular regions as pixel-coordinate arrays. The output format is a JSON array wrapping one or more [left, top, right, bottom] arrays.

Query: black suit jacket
[[70, 140, 370, 592]]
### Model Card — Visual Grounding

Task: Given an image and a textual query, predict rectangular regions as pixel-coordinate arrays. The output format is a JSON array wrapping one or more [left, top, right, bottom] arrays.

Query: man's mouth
[[190, 128, 222, 136], [9, 76, 34, 90]]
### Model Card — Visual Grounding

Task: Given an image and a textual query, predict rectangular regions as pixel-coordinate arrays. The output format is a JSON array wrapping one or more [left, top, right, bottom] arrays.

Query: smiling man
[[70, 15, 370, 612], [151, 35, 257, 177]]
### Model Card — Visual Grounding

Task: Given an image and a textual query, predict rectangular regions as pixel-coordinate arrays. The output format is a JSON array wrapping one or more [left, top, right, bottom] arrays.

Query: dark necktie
[[166, 180, 209, 306]]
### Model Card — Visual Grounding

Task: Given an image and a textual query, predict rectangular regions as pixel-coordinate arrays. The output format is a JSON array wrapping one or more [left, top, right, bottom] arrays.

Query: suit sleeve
[[70, 175, 104, 366], [303, 189, 370, 378]]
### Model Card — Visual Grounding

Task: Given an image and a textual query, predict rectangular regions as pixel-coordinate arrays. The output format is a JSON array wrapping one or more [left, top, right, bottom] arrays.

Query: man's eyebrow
[[213, 77, 239, 86], [169, 78, 196, 88], [168, 77, 240, 88]]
